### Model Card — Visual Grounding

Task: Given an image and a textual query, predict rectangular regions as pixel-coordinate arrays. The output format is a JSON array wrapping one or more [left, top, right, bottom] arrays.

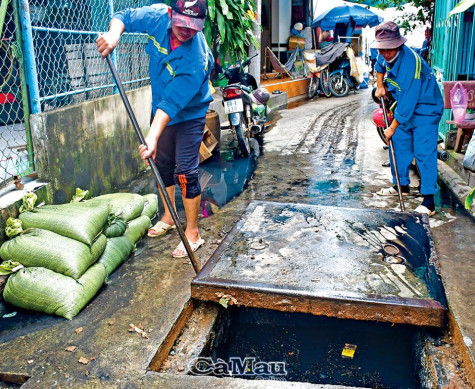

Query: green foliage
[[352, 0, 434, 32], [448, 0, 475, 19], [164, 0, 258, 63]]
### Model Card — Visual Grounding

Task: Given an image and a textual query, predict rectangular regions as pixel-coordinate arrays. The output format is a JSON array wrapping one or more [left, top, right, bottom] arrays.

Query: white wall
[[272, 0, 292, 51]]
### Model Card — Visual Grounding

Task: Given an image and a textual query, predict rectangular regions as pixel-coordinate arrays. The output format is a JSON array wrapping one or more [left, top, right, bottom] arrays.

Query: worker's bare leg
[[159, 185, 176, 226], [172, 195, 201, 257]]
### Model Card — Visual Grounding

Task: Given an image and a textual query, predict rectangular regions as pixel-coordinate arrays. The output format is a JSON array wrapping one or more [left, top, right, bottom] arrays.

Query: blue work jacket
[[113, 5, 214, 125], [375, 45, 443, 127]]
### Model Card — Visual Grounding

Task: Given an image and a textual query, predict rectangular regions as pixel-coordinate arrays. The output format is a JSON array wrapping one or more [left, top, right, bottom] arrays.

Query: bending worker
[[97, 0, 213, 257], [373, 21, 443, 217]]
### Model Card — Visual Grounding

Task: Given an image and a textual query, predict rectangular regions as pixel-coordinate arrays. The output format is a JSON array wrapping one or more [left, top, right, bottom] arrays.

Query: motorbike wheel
[[308, 75, 319, 99], [329, 74, 350, 97], [235, 115, 250, 157], [320, 71, 332, 98]]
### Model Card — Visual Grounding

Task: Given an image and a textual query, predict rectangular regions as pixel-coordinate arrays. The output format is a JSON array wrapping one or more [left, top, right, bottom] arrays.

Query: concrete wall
[[30, 86, 152, 203]]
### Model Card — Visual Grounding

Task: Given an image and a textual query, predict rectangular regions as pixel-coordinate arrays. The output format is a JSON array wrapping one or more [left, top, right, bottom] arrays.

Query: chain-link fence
[[1, 0, 33, 186], [0, 0, 155, 187], [29, 0, 153, 111]]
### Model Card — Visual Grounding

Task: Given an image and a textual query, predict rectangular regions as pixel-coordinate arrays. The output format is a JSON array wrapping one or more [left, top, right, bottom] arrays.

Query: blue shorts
[[154, 116, 205, 199]]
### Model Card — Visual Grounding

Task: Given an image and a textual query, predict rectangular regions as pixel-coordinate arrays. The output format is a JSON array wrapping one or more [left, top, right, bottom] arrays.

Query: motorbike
[[220, 54, 270, 157], [328, 54, 360, 98], [304, 50, 331, 99]]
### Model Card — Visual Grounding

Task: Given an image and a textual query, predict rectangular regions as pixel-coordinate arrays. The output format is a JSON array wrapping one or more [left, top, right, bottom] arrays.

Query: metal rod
[[39, 77, 150, 102], [13, 0, 34, 174], [32, 26, 145, 37], [105, 55, 201, 274], [380, 97, 405, 212], [18, 0, 41, 114]]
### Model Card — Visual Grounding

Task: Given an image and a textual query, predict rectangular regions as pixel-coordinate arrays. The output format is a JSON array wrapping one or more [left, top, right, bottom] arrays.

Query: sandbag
[[3, 264, 106, 320], [103, 215, 127, 238], [0, 230, 107, 279], [92, 193, 145, 222], [142, 194, 159, 219], [98, 236, 134, 276], [19, 201, 110, 246], [124, 215, 151, 244]]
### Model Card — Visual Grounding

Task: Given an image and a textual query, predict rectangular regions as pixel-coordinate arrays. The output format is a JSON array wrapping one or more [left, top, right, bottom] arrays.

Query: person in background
[[373, 21, 443, 217], [97, 0, 213, 257]]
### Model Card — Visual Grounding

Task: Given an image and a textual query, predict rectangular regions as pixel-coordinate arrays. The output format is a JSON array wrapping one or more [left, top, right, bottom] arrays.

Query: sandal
[[376, 186, 409, 196], [172, 238, 205, 258], [414, 205, 436, 217], [147, 221, 176, 237]]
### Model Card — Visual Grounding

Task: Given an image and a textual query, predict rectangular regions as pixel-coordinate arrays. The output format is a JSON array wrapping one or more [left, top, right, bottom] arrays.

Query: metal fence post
[[13, 0, 34, 173], [18, 0, 41, 114], [108, 0, 119, 94]]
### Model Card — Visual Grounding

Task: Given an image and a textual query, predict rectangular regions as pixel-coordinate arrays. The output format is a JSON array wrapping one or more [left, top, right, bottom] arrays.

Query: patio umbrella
[[311, 4, 383, 30]]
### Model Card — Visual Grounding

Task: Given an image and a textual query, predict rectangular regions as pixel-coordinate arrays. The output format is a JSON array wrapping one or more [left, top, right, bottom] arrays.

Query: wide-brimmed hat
[[171, 0, 207, 32], [372, 21, 407, 49]]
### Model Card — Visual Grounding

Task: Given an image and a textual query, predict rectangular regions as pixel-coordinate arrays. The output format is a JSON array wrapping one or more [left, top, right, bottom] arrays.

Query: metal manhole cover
[[192, 201, 447, 327]]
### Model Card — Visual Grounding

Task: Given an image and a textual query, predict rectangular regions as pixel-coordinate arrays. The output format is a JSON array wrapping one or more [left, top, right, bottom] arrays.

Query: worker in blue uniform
[[97, 0, 213, 256], [373, 21, 443, 217]]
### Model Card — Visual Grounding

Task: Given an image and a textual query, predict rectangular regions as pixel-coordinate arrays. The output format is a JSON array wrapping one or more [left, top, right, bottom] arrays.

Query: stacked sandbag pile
[[1, 198, 110, 319], [0, 191, 159, 320]]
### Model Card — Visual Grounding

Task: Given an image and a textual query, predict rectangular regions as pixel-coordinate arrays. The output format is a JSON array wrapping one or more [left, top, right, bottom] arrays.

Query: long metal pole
[[18, 0, 41, 114], [13, 0, 34, 173], [105, 55, 201, 274], [380, 97, 405, 212]]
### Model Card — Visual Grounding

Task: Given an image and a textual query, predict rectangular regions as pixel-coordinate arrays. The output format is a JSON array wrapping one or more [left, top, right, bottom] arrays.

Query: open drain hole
[[160, 305, 432, 388], [0, 372, 31, 386]]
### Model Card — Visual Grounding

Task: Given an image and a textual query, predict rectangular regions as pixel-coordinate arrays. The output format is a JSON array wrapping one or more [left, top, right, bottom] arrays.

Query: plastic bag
[[463, 132, 475, 171], [450, 82, 468, 123]]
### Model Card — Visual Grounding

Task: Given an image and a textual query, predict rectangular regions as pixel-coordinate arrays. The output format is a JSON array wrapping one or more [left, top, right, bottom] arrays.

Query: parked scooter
[[220, 54, 270, 157], [328, 52, 360, 97]]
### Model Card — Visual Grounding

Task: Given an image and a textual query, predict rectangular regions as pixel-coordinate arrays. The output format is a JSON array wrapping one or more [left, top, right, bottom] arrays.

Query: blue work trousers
[[389, 118, 440, 195]]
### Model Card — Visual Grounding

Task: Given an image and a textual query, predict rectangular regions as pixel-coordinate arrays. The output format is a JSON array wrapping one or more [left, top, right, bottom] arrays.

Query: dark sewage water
[[201, 307, 429, 389]]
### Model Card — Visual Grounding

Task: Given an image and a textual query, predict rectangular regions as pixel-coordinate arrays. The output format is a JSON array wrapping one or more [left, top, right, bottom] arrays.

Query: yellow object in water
[[341, 343, 357, 359]]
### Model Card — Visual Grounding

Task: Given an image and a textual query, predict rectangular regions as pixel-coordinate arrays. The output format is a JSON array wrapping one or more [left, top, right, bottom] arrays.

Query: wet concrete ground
[[0, 90, 473, 388]]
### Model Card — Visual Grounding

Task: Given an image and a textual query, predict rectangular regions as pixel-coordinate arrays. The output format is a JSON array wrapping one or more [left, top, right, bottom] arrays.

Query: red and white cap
[[171, 0, 207, 32]]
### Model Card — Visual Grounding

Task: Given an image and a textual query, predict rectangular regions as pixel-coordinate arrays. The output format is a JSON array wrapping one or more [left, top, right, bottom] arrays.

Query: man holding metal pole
[[96, 0, 213, 257], [373, 22, 444, 217]]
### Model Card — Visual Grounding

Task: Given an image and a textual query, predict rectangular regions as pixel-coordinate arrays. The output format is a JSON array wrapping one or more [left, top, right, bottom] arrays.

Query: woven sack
[[3, 264, 106, 320], [0, 229, 106, 279], [19, 201, 110, 246], [92, 193, 145, 222], [103, 215, 127, 238], [141, 194, 159, 219], [98, 236, 134, 277], [124, 215, 151, 244]]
